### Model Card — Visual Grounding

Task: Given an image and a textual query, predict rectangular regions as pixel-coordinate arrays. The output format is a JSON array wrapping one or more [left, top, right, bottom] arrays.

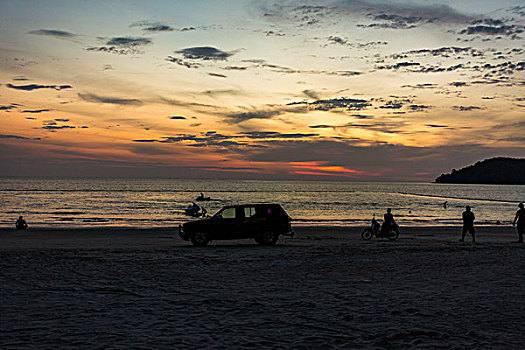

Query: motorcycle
[[361, 218, 400, 241]]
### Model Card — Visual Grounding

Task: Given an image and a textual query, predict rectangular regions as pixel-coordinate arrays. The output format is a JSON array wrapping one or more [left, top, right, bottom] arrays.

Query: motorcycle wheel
[[361, 228, 373, 240], [387, 229, 399, 241]]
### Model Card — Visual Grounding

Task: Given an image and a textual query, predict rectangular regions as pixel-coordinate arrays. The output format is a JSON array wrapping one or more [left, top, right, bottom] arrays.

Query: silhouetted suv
[[179, 203, 294, 246]]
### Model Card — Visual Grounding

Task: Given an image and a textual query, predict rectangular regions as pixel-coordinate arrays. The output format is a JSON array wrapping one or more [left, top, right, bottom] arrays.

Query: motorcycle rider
[[381, 208, 396, 235], [371, 217, 380, 232], [362, 212, 400, 241]]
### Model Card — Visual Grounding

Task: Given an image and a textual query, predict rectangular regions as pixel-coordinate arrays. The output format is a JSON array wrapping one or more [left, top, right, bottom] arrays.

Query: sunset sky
[[1, 0, 523, 181]]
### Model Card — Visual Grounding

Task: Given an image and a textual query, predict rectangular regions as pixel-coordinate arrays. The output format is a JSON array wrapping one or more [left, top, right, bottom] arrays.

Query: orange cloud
[[290, 161, 365, 176], [292, 171, 355, 177], [202, 167, 270, 174]]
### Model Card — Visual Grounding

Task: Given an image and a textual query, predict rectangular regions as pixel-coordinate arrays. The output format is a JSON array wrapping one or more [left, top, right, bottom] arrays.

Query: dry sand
[[1, 226, 524, 349]]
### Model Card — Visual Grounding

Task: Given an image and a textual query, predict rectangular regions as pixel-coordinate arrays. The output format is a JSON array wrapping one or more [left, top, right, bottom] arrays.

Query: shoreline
[[1, 225, 521, 251], [0, 224, 517, 233], [0, 224, 517, 230], [0, 221, 517, 230]]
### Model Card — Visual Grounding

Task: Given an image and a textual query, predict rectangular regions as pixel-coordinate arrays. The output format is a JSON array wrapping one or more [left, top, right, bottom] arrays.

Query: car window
[[244, 207, 256, 218], [220, 207, 236, 219]]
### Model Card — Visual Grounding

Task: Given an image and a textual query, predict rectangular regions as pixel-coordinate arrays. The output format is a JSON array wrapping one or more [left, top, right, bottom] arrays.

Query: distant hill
[[435, 157, 525, 185]]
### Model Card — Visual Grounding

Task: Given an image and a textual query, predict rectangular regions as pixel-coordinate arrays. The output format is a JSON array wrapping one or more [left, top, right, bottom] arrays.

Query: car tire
[[258, 231, 278, 245], [190, 231, 210, 246], [361, 228, 373, 240]]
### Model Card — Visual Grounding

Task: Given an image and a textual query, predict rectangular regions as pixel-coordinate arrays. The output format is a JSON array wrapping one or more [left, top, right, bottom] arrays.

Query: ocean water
[[0, 178, 523, 228]]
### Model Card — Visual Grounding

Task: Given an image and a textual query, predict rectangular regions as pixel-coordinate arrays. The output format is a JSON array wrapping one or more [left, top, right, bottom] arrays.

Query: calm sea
[[0, 178, 523, 228]]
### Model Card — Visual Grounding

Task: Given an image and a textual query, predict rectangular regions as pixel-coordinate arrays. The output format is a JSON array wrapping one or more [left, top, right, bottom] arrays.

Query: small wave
[[292, 218, 363, 223], [82, 218, 109, 222], [399, 192, 518, 204], [6, 210, 87, 215], [52, 211, 84, 215]]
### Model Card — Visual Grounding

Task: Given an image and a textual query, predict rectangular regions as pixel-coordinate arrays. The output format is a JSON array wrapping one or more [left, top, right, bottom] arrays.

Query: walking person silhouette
[[513, 202, 524, 243], [460, 206, 475, 242]]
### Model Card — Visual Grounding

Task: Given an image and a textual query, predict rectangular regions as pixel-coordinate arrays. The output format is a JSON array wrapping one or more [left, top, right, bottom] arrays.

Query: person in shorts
[[460, 206, 475, 242], [513, 202, 524, 243]]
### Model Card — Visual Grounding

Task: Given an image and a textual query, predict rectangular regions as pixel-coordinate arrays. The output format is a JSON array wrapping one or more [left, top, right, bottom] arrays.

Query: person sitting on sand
[[460, 206, 475, 242], [513, 202, 524, 243], [15, 216, 28, 230]]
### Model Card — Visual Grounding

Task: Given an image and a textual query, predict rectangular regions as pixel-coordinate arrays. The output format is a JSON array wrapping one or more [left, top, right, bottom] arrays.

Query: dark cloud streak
[[242, 59, 362, 77], [6, 83, 72, 91], [175, 46, 235, 60], [21, 109, 51, 113], [28, 29, 76, 38], [143, 25, 174, 33], [459, 25, 523, 36], [78, 93, 143, 105], [288, 97, 371, 111], [106, 37, 152, 46], [1, 134, 32, 140], [166, 56, 202, 68], [452, 106, 484, 111], [87, 36, 152, 55], [0, 104, 18, 111]]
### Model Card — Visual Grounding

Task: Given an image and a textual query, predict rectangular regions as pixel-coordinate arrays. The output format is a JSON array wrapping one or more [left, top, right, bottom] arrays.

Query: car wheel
[[258, 231, 278, 245], [361, 228, 373, 240], [190, 231, 210, 246]]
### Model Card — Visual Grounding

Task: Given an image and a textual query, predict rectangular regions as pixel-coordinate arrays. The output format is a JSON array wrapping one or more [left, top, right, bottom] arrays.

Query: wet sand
[[1, 226, 524, 348]]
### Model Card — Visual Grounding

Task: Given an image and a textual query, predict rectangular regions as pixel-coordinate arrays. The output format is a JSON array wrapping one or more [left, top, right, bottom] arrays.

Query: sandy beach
[[1, 226, 524, 348]]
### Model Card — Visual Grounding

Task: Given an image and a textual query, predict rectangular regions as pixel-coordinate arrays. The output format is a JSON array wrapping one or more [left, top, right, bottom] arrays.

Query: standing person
[[15, 216, 28, 230], [460, 206, 475, 242], [513, 202, 524, 243], [443, 201, 448, 209]]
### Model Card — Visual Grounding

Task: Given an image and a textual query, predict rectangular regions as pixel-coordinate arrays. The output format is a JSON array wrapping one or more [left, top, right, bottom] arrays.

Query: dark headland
[[435, 157, 525, 185]]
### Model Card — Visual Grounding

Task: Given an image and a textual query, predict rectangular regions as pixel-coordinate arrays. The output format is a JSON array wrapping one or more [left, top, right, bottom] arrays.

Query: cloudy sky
[[1, 0, 523, 180]]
